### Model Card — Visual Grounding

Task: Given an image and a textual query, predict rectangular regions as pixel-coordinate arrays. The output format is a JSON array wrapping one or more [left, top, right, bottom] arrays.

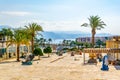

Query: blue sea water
[[52, 39, 75, 44]]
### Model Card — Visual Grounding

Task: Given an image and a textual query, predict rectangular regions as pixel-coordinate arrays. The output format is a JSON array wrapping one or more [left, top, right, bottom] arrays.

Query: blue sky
[[0, 0, 120, 35]]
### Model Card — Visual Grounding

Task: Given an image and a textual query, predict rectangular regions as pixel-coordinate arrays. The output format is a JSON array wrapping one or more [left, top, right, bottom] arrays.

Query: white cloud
[[19, 19, 91, 32], [0, 11, 31, 16], [102, 15, 120, 35], [4, 14, 120, 35]]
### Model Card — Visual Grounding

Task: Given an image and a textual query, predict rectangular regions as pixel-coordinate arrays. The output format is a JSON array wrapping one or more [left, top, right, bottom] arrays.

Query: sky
[[0, 0, 120, 35]]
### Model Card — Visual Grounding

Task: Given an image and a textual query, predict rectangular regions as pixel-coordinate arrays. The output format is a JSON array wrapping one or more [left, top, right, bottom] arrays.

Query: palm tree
[[22, 29, 32, 53], [70, 41, 75, 48], [48, 38, 52, 46], [25, 23, 43, 53], [11, 29, 30, 61], [0, 28, 13, 37], [63, 39, 67, 46], [81, 15, 106, 47], [75, 42, 83, 49], [39, 38, 44, 47], [43, 38, 46, 47], [0, 28, 13, 58]]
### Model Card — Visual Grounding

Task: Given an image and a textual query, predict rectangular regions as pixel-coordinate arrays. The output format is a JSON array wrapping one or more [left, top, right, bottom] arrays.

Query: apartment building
[[76, 36, 112, 43]]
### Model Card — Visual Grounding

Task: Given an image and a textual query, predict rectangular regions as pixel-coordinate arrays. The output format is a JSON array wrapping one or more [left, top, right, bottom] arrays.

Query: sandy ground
[[0, 53, 120, 80]]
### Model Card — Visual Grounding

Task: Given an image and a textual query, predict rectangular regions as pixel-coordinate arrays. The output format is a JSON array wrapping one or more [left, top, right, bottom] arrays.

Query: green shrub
[[43, 46, 52, 57], [33, 48, 43, 60], [33, 48, 43, 56]]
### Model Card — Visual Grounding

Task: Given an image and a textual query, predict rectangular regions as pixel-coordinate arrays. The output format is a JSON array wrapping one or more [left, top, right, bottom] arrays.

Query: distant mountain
[[0, 25, 12, 30], [40, 31, 112, 40], [0, 25, 113, 40]]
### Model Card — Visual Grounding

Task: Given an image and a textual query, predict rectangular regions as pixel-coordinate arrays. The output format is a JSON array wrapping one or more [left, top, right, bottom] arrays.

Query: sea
[[52, 39, 75, 44]]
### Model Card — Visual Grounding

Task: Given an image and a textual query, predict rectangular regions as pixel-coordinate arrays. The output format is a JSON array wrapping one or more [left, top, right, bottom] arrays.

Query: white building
[[0, 36, 31, 55]]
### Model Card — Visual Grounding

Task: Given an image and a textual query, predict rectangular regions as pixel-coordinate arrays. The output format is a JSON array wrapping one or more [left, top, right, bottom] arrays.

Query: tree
[[81, 15, 106, 47], [25, 23, 43, 53], [96, 39, 103, 48], [75, 42, 83, 49], [83, 42, 89, 48], [33, 48, 43, 60], [62, 39, 71, 48], [0, 28, 13, 58], [0, 28, 13, 38], [43, 39, 46, 47], [11, 29, 30, 61], [70, 41, 76, 48], [102, 42, 106, 48], [43, 46, 52, 57], [38, 38, 45, 48], [48, 38, 52, 46], [34, 37, 40, 48]]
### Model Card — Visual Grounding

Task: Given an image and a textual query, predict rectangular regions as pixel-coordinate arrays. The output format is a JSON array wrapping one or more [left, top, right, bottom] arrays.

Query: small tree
[[75, 42, 83, 49], [96, 39, 103, 48], [33, 48, 43, 60], [43, 46, 52, 57]]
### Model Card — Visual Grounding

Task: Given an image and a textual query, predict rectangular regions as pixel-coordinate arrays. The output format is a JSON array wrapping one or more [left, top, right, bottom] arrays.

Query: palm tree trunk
[[92, 29, 96, 47], [31, 37, 34, 53], [92, 34, 95, 47], [27, 45, 29, 53], [17, 45, 20, 61], [6, 47, 8, 59]]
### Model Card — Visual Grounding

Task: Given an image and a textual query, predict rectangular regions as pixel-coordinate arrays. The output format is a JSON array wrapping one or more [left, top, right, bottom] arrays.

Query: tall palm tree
[[11, 29, 30, 61], [25, 23, 43, 53], [81, 15, 106, 47]]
